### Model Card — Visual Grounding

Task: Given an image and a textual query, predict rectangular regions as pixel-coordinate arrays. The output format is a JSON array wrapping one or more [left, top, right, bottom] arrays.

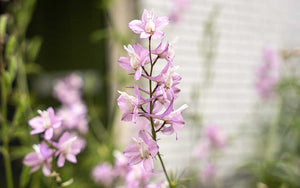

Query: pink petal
[[118, 57, 132, 71], [57, 154, 65, 167], [66, 154, 77, 163], [152, 31, 164, 39], [42, 164, 51, 176], [128, 20, 144, 33], [155, 16, 169, 30], [143, 158, 154, 172], [44, 128, 53, 140], [140, 32, 151, 39], [134, 67, 142, 80]]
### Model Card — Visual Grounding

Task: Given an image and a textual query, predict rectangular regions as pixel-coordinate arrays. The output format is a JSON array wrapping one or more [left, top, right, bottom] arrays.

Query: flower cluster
[[23, 74, 87, 177], [193, 124, 227, 183], [92, 151, 165, 188], [116, 9, 188, 185], [255, 46, 280, 100], [54, 73, 89, 134]]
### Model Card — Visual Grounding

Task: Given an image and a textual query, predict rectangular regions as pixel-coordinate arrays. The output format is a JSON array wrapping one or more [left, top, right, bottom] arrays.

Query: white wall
[[138, 0, 300, 178]]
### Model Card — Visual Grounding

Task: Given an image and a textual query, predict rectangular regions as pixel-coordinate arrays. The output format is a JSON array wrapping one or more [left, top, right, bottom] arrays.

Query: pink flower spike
[[23, 142, 54, 176], [128, 9, 169, 39], [123, 130, 159, 172], [28, 107, 62, 140], [55, 132, 85, 167], [118, 43, 149, 80]]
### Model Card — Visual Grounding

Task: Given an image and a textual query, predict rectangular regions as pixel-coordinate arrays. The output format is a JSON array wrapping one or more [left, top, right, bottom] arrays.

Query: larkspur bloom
[[54, 132, 85, 167], [117, 84, 144, 123], [23, 142, 54, 176], [57, 102, 88, 134], [53, 73, 83, 105], [124, 164, 153, 188], [92, 163, 115, 187], [202, 163, 217, 183], [169, 0, 189, 23], [123, 130, 159, 172], [118, 43, 149, 80], [255, 46, 280, 99], [205, 124, 226, 148], [28, 107, 62, 140], [128, 9, 169, 39], [152, 38, 177, 62]]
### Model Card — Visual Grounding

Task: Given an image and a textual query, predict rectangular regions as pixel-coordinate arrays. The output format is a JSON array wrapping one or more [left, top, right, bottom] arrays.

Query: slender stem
[[156, 122, 166, 133], [148, 36, 172, 188], [157, 152, 172, 186], [1, 57, 14, 188]]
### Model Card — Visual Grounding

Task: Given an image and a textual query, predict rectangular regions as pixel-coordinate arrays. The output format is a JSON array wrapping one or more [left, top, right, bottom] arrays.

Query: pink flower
[[28, 107, 62, 140], [125, 164, 153, 188], [255, 46, 280, 99], [57, 102, 88, 134], [123, 130, 159, 172], [118, 43, 149, 80], [169, 0, 189, 23], [117, 84, 142, 123], [92, 163, 115, 187], [53, 74, 83, 105], [54, 132, 85, 167], [202, 163, 217, 182], [23, 142, 54, 176], [205, 124, 226, 148], [128, 9, 169, 39], [152, 38, 176, 62], [193, 140, 210, 160], [160, 104, 188, 137]]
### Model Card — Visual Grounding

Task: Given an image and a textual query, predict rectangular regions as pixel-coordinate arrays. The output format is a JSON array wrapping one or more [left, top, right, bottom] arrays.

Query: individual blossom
[[54, 132, 85, 167], [124, 164, 153, 188], [53, 73, 83, 105], [28, 107, 62, 140], [205, 124, 226, 148], [117, 84, 143, 123], [57, 102, 88, 134], [152, 38, 177, 62], [92, 163, 115, 187], [118, 43, 149, 80], [23, 142, 54, 176], [123, 130, 159, 172], [128, 9, 169, 39]]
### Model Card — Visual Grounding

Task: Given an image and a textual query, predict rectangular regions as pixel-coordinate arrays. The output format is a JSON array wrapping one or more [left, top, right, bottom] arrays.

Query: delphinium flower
[[28, 107, 62, 140], [53, 73, 89, 135], [23, 142, 54, 176], [92, 151, 163, 188], [24, 107, 85, 185], [255, 46, 280, 100], [193, 124, 227, 184], [169, 0, 190, 23], [117, 9, 188, 188]]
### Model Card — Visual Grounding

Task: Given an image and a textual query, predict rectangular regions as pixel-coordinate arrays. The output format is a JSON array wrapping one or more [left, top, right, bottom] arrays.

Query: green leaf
[[5, 35, 17, 59], [0, 14, 8, 38], [26, 36, 42, 62]]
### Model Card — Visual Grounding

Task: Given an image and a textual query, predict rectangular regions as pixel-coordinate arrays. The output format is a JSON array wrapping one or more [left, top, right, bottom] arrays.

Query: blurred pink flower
[[92, 163, 115, 187], [53, 73, 83, 105], [125, 164, 153, 188], [54, 132, 85, 167], [169, 0, 189, 23], [193, 140, 210, 160], [205, 124, 227, 148], [255, 46, 280, 99], [202, 163, 217, 182], [128, 9, 169, 39], [118, 43, 149, 80], [123, 130, 159, 172], [57, 102, 88, 134], [28, 107, 62, 140], [23, 142, 54, 176]]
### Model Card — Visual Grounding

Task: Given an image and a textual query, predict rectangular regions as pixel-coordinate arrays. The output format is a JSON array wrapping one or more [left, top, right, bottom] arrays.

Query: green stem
[[148, 36, 172, 188], [1, 73, 14, 188]]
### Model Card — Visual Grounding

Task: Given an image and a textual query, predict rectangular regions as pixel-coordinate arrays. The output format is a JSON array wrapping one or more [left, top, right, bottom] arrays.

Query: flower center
[[136, 138, 150, 159], [145, 19, 155, 33], [38, 110, 51, 129]]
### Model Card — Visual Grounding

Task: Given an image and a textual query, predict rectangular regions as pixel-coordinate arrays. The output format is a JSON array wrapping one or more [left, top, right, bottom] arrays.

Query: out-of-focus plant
[[237, 47, 300, 188], [0, 0, 42, 187]]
